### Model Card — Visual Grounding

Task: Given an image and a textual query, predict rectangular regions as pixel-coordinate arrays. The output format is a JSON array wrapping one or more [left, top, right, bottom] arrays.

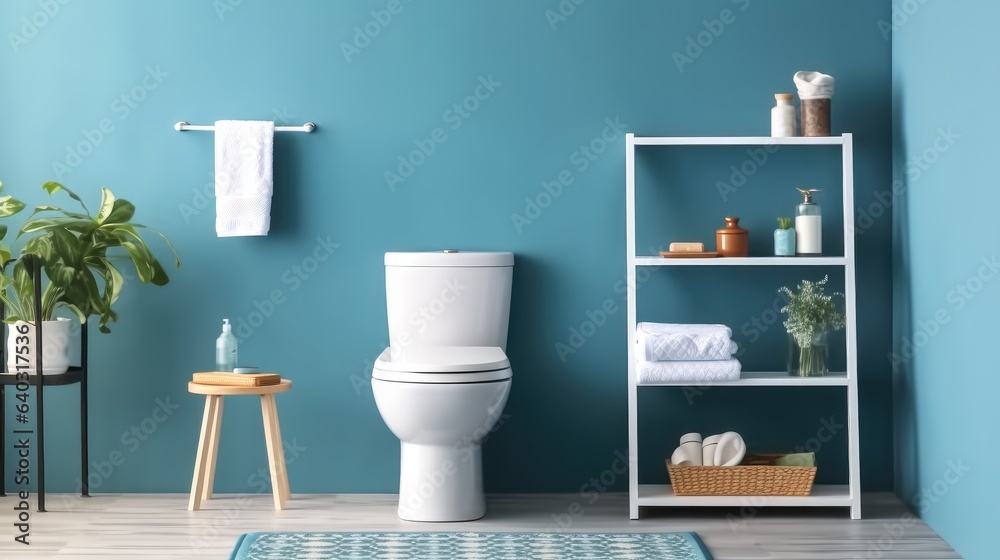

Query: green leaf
[[27, 205, 90, 220], [96, 188, 115, 223], [42, 181, 89, 213], [120, 241, 154, 283], [135, 225, 181, 268], [62, 303, 87, 324], [0, 195, 26, 218], [102, 199, 135, 224]]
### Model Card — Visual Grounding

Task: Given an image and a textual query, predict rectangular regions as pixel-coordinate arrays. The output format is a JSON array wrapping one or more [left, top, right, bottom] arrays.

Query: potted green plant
[[0, 182, 179, 374], [779, 275, 845, 376], [774, 216, 795, 256]]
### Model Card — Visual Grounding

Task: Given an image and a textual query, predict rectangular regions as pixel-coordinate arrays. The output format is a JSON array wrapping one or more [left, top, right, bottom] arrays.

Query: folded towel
[[794, 71, 835, 99], [636, 358, 741, 384], [215, 120, 275, 237], [637, 322, 737, 361]]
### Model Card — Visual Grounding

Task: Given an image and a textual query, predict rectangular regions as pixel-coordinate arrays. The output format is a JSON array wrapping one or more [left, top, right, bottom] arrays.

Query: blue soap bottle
[[215, 319, 237, 372]]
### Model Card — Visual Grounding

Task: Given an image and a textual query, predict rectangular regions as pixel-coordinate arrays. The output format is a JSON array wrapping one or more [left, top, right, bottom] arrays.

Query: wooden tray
[[659, 251, 719, 258]]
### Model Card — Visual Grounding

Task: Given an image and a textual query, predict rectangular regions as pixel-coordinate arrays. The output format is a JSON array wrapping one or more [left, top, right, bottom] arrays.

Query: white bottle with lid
[[795, 188, 822, 255], [215, 318, 238, 372], [771, 93, 797, 137]]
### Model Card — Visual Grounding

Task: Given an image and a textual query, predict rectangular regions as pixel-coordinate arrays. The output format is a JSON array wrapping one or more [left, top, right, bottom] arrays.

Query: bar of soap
[[669, 242, 705, 252]]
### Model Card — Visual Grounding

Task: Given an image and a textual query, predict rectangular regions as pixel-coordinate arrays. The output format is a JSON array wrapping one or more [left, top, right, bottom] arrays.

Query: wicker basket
[[666, 454, 817, 496]]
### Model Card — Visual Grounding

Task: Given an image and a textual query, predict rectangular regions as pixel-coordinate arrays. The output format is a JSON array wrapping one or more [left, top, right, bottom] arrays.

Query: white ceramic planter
[[6, 318, 72, 375]]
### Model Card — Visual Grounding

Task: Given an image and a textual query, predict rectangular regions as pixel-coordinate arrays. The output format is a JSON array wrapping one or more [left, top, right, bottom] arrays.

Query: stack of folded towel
[[635, 322, 741, 383]]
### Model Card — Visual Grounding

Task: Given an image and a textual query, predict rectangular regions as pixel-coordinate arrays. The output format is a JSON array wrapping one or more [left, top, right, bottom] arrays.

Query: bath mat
[[229, 531, 712, 559]]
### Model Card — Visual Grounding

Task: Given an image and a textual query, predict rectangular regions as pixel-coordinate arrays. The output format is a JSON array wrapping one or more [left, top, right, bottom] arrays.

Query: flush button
[[443, 249, 458, 253]]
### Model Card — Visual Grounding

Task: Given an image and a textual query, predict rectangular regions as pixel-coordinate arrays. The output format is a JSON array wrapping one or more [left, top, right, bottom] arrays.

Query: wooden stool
[[187, 379, 292, 511]]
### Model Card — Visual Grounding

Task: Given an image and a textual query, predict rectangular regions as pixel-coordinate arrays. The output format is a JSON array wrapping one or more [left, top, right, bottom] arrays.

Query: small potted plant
[[0, 182, 179, 374], [779, 275, 845, 376], [774, 217, 795, 256]]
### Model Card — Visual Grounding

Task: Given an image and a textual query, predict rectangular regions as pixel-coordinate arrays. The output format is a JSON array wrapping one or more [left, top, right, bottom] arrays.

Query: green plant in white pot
[[1, 182, 179, 374]]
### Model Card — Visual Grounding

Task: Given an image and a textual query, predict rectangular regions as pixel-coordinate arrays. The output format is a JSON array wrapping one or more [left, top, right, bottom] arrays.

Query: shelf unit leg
[[0, 384, 5, 497], [625, 133, 640, 520], [80, 323, 89, 497]]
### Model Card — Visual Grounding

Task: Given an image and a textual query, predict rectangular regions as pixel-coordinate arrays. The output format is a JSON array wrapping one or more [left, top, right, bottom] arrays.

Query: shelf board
[[638, 371, 848, 387], [631, 135, 846, 146], [637, 484, 853, 507], [635, 256, 847, 267], [0, 366, 85, 386]]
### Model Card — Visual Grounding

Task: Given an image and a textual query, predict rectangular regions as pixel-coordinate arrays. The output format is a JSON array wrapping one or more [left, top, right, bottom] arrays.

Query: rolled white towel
[[636, 358, 741, 384], [637, 322, 737, 361]]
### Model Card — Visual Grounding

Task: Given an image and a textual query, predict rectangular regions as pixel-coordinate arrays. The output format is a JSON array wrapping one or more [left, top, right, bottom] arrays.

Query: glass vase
[[787, 330, 829, 376]]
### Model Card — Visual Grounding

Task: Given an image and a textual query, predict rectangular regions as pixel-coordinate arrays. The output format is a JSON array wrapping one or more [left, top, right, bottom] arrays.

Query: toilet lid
[[371, 346, 512, 383]]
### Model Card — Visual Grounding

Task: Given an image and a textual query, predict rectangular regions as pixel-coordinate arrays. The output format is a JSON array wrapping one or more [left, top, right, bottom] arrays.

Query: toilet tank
[[385, 251, 513, 353]]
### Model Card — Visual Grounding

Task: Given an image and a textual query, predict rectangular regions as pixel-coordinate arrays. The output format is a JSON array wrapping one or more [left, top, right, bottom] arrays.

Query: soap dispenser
[[215, 318, 238, 372], [794, 188, 822, 255]]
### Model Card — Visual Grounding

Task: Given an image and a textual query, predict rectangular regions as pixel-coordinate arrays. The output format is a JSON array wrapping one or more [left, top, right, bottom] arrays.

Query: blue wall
[[893, 1, 998, 558], [1, 0, 893, 496]]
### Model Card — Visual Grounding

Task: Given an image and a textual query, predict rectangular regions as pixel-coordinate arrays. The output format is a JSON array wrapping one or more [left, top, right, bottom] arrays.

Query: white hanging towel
[[214, 120, 275, 236]]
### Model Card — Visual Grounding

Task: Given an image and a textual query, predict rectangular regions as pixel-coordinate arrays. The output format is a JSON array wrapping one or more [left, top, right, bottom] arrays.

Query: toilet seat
[[372, 346, 512, 384]]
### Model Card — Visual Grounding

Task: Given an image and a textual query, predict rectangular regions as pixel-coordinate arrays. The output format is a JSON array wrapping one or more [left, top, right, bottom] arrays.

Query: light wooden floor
[[2, 492, 959, 559]]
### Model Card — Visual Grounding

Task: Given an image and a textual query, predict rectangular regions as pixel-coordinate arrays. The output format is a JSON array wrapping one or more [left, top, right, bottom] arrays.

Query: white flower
[[779, 275, 845, 349]]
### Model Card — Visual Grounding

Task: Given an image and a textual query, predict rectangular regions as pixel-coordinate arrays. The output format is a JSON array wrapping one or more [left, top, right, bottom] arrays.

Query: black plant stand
[[0, 256, 89, 511]]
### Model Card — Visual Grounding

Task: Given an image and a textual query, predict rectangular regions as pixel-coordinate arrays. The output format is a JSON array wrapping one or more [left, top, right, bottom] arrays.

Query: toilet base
[[396, 442, 484, 522]]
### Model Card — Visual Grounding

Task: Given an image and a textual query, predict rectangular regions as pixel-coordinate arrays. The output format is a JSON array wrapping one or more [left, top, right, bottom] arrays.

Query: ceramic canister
[[716, 216, 748, 257]]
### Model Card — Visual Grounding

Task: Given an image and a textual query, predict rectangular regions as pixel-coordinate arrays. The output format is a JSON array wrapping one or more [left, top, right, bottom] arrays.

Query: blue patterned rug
[[229, 532, 712, 560]]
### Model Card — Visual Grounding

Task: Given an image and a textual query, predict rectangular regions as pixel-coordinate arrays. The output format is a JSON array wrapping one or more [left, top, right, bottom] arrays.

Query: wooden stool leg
[[260, 394, 286, 510], [202, 396, 224, 500], [267, 395, 291, 502], [189, 395, 220, 511]]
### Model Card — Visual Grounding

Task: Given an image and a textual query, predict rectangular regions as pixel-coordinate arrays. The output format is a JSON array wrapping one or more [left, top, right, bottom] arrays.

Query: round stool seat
[[188, 379, 292, 396]]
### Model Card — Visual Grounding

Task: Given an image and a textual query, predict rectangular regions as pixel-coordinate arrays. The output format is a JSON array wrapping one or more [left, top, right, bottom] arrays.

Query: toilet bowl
[[372, 346, 511, 522], [372, 251, 515, 522]]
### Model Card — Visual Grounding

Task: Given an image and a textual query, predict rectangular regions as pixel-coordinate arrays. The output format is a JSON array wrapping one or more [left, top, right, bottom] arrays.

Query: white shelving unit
[[625, 134, 861, 519]]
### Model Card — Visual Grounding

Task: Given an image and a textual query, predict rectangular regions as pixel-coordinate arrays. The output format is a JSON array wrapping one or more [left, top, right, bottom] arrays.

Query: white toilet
[[371, 251, 514, 522]]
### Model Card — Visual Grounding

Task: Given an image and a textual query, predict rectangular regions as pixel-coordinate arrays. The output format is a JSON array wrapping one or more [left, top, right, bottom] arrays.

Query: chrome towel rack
[[174, 121, 316, 133]]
